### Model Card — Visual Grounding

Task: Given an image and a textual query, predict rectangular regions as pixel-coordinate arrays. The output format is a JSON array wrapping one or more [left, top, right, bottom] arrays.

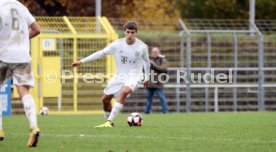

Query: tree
[[20, 0, 180, 19], [114, 0, 179, 19], [176, 0, 276, 19]]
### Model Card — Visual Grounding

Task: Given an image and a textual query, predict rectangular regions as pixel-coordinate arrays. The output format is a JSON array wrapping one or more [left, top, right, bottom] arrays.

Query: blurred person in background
[[145, 47, 168, 114]]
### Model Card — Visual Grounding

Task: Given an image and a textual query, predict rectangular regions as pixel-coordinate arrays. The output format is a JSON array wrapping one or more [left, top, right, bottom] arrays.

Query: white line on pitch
[[7, 132, 276, 144]]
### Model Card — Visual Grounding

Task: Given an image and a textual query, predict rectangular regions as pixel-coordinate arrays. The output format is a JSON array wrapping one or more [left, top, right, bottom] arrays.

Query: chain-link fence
[[14, 17, 118, 114], [108, 18, 276, 113], [177, 19, 276, 112], [12, 18, 276, 114]]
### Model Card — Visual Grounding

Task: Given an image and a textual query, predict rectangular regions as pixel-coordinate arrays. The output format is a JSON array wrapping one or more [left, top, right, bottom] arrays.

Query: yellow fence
[[13, 17, 118, 114]]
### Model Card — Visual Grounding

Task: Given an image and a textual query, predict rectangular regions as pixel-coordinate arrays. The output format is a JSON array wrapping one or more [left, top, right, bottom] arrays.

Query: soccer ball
[[39, 107, 49, 115], [127, 112, 143, 127]]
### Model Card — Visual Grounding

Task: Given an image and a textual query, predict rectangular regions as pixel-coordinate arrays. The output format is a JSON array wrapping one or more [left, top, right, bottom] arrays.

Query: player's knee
[[120, 89, 132, 97], [16, 85, 30, 98], [102, 96, 111, 104]]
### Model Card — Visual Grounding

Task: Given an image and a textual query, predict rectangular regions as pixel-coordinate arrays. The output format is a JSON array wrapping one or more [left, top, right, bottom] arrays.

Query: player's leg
[[96, 86, 133, 128], [156, 88, 168, 113], [0, 85, 4, 141], [0, 61, 10, 141], [96, 77, 138, 128], [16, 85, 38, 129], [0, 96, 4, 141], [101, 94, 113, 120], [145, 88, 155, 114], [16, 85, 40, 147], [0, 89, 2, 131], [107, 86, 133, 122], [13, 63, 39, 147], [106, 78, 139, 123]]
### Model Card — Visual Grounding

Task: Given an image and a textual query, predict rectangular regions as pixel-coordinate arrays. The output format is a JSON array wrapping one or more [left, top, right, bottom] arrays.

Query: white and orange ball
[[127, 112, 143, 127]]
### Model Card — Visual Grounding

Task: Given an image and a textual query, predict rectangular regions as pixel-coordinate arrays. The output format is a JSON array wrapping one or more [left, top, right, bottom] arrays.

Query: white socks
[[0, 99, 2, 130], [0, 94, 37, 130], [107, 102, 123, 122], [104, 111, 111, 120], [22, 94, 37, 129]]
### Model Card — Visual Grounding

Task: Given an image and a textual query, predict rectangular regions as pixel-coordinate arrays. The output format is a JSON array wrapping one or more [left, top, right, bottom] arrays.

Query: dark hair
[[123, 21, 138, 32]]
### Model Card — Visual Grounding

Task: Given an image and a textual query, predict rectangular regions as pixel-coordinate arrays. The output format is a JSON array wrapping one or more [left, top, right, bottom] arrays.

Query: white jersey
[[0, 0, 35, 63], [81, 38, 150, 82]]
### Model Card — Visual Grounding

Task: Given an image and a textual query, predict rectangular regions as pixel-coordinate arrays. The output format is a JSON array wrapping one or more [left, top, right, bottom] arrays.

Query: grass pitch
[[0, 112, 275, 152]]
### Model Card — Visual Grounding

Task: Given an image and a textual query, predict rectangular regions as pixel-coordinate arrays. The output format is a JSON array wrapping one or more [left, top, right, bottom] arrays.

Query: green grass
[[0, 112, 276, 152]]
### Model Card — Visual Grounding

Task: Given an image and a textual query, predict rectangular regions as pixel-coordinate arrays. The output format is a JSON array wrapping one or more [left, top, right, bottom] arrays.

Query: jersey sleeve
[[101, 42, 116, 55], [23, 6, 35, 26], [80, 41, 116, 63]]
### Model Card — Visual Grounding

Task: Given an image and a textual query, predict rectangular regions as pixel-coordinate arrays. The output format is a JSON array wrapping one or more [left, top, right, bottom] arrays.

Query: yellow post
[[73, 38, 78, 112], [99, 16, 118, 76], [64, 16, 78, 112], [101, 17, 118, 40], [37, 36, 44, 110], [63, 16, 77, 34], [30, 36, 41, 112], [26, 16, 120, 114]]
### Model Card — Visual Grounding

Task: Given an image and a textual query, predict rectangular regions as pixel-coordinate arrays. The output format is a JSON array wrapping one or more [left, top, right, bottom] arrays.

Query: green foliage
[[20, 0, 276, 19], [20, 0, 180, 18], [115, 0, 179, 19], [255, 0, 276, 19], [177, 0, 276, 19]]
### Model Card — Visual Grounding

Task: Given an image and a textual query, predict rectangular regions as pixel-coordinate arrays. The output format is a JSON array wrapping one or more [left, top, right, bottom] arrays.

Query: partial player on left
[[0, 0, 41, 147]]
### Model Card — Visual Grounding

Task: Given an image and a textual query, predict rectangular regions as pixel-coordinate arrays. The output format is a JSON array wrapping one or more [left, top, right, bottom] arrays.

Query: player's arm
[[29, 22, 41, 39], [71, 50, 106, 67], [142, 46, 151, 87], [24, 6, 40, 39], [71, 43, 115, 67]]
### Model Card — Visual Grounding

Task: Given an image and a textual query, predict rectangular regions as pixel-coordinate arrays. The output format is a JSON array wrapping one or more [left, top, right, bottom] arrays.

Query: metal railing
[[178, 19, 267, 112], [166, 67, 276, 112], [16, 18, 276, 114]]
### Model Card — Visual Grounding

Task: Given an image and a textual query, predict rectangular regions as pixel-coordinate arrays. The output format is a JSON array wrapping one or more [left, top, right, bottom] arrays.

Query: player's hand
[[71, 61, 82, 67], [143, 80, 149, 88]]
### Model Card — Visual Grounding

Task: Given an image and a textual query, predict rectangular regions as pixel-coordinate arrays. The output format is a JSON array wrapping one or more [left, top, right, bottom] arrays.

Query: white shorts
[[104, 77, 141, 98], [0, 61, 34, 87]]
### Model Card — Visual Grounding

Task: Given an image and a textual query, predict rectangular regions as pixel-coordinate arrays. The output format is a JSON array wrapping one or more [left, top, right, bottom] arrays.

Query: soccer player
[[72, 21, 150, 128], [0, 0, 41, 147]]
